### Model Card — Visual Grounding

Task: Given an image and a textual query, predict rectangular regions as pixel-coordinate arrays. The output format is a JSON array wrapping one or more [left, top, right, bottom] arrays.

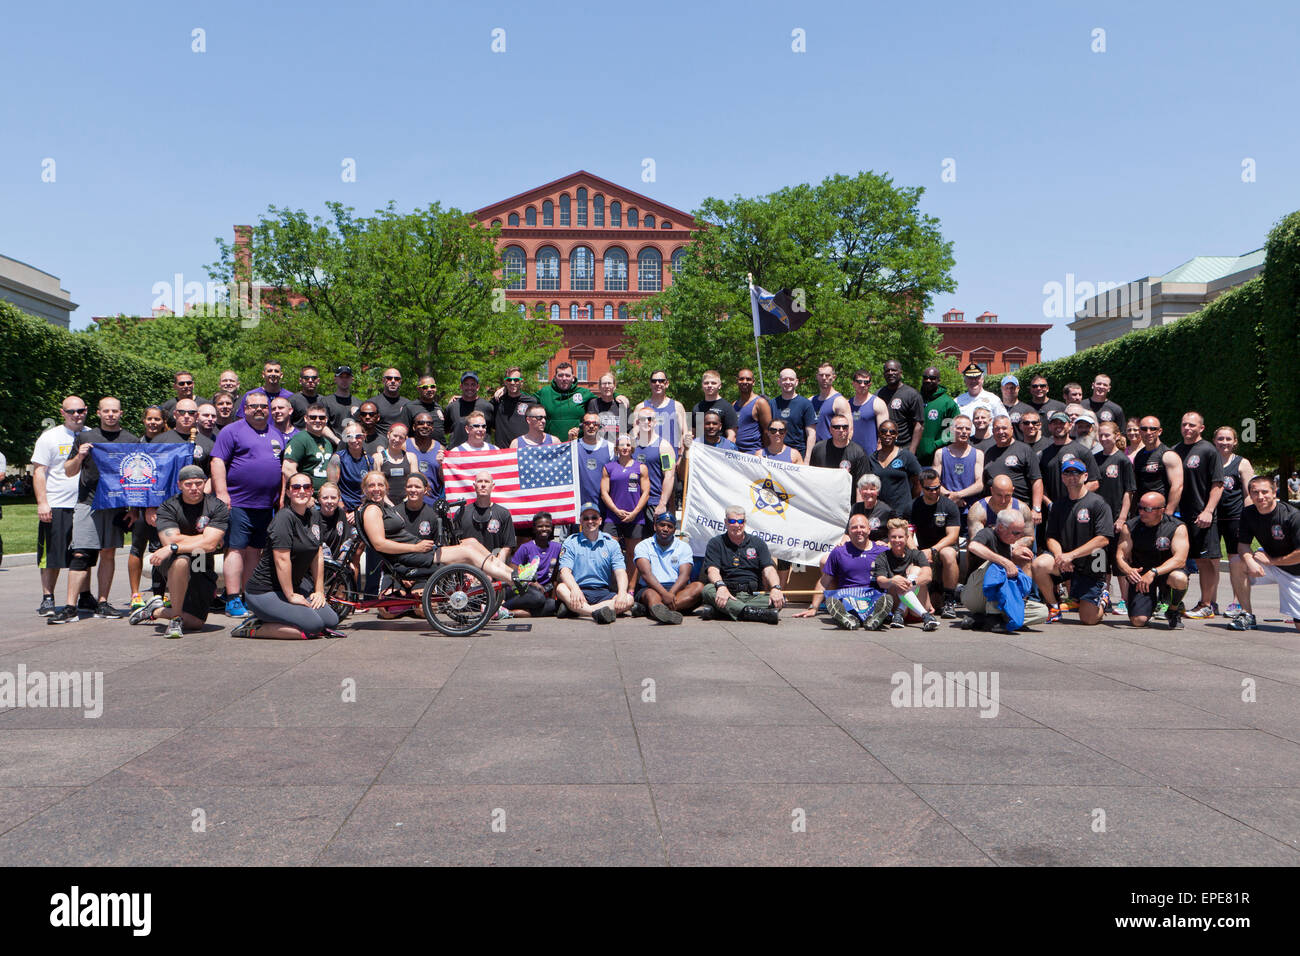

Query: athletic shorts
[[1127, 575, 1171, 620], [71, 501, 125, 552], [1219, 517, 1243, 556], [1253, 565, 1300, 620], [603, 518, 645, 541], [1068, 573, 1107, 607], [1182, 519, 1220, 560], [130, 517, 160, 558], [38, 507, 76, 569], [228, 507, 273, 550], [579, 585, 616, 605]]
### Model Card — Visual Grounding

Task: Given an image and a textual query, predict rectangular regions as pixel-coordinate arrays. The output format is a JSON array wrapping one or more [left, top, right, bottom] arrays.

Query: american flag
[[442, 443, 581, 524]]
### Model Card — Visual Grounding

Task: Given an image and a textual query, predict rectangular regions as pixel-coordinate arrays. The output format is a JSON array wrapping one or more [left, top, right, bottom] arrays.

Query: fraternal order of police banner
[[90, 443, 192, 509], [682, 444, 851, 566]]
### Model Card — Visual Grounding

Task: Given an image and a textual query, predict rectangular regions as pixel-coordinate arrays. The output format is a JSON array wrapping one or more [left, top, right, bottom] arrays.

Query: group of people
[[24, 356, 1300, 635]]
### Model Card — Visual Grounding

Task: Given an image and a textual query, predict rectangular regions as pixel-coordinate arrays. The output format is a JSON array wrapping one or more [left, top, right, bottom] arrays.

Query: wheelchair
[[321, 498, 504, 637]]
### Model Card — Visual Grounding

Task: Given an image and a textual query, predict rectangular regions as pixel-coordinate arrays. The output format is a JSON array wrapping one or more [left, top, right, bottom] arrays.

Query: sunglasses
[[922, 485, 941, 492], [289, 483, 313, 491], [1139, 426, 1159, 432], [504, 377, 522, 382], [175, 409, 197, 415], [383, 375, 402, 381], [854, 379, 871, 385], [726, 518, 745, 525], [468, 423, 486, 429], [63, 407, 87, 413], [419, 383, 437, 389], [768, 428, 785, 434], [830, 424, 850, 431], [176, 381, 194, 387], [245, 404, 268, 411], [306, 415, 328, 421], [300, 375, 319, 381], [650, 378, 667, 384], [1138, 505, 1161, 512]]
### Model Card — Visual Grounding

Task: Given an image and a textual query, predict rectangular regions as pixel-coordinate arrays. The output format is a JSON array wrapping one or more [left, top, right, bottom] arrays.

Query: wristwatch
[[170, 543, 179, 554]]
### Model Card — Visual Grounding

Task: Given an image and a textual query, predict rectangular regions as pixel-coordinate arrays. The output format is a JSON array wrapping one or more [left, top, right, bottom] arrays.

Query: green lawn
[[0, 498, 39, 557]]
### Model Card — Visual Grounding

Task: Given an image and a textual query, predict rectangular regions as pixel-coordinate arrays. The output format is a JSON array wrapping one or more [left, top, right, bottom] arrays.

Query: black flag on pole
[[750, 285, 810, 336]]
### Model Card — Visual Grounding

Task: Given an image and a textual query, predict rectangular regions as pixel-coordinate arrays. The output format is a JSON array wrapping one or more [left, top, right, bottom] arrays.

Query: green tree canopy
[[622, 171, 960, 397]]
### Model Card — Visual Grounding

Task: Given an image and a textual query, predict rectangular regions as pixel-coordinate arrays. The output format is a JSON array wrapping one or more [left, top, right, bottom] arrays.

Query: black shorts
[[1219, 517, 1243, 556], [38, 508, 76, 570], [1127, 575, 1171, 620], [603, 518, 645, 541], [1182, 519, 1220, 560], [157, 553, 219, 622], [130, 519, 160, 558]]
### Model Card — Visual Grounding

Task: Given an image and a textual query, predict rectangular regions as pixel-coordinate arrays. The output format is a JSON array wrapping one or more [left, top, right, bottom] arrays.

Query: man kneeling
[[701, 506, 785, 624], [1116, 492, 1190, 629], [555, 501, 634, 624], [129, 465, 228, 638], [633, 512, 702, 625]]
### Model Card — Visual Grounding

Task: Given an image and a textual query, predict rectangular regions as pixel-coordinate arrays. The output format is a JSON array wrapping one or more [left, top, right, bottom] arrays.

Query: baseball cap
[[579, 501, 602, 516], [653, 512, 678, 528], [1061, 459, 1088, 473], [178, 464, 206, 482], [1001, 375, 1019, 387], [335, 366, 354, 376], [461, 371, 480, 383], [1048, 411, 1071, 424], [1075, 413, 1096, 426]]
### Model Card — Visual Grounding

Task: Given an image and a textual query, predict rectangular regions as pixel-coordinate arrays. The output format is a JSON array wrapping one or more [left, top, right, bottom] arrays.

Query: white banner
[[682, 444, 851, 565]]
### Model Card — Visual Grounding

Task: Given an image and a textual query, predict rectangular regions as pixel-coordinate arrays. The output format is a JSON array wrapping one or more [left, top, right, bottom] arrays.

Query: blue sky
[[3, 0, 1296, 359]]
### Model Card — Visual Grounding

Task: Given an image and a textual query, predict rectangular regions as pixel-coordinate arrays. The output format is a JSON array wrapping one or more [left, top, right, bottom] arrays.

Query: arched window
[[537, 247, 560, 291], [491, 219, 501, 228], [604, 248, 628, 291], [570, 247, 595, 290], [593, 195, 605, 226], [644, 214, 655, 229], [525, 206, 536, 226], [604, 304, 613, 321], [550, 303, 560, 321], [637, 248, 661, 292], [570, 304, 579, 320], [610, 201, 622, 226], [559, 194, 570, 226], [661, 221, 672, 229], [627, 208, 639, 228], [518, 303, 527, 316], [618, 304, 629, 321], [671, 248, 686, 277], [507, 213, 519, 226], [576, 188, 588, 226], [503, 246, 526, 290], [585, 302, 595, 321], [543, 200, 553, 226]]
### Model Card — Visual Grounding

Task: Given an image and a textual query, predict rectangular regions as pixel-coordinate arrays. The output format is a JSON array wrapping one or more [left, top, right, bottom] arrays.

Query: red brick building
[[926, 309, 1050, 376], [472, 171, 697, 386]]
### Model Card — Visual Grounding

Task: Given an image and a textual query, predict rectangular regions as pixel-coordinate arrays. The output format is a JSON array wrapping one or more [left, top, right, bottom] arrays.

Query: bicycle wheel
[[421, 563, 496, 636], [324, 560, 360, 622]]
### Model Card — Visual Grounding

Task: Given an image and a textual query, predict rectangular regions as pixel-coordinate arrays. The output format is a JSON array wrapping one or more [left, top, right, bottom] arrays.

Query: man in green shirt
[[281, 403, 335, 502], [918, 366, 960, 462], [537, 361, 595, 441]]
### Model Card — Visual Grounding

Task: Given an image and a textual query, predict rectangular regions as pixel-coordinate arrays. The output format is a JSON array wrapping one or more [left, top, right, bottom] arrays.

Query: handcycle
[[321, 498, 505, 636]]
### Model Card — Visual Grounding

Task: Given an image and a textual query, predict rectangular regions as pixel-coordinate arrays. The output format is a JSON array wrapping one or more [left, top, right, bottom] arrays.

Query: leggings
[[245, 589, 340, 634]]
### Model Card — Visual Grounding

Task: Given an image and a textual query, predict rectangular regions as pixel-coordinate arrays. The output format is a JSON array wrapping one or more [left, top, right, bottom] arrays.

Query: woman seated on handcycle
[[358, 470, 530, 596]]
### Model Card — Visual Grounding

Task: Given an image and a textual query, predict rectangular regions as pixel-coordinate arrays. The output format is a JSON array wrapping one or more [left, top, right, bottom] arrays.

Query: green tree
[[207, 201, 562, 396], [622, 171, 960, 397], [79, 311, 249, 397]]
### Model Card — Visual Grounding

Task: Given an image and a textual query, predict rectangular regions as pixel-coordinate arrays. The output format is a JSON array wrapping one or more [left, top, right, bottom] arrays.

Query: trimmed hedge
[[0, 301, 173, 461], [1263, 211, 1300, 464]]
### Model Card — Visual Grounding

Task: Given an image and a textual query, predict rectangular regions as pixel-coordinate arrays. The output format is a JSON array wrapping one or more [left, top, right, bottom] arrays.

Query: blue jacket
[[982, 562, 1034, 630]]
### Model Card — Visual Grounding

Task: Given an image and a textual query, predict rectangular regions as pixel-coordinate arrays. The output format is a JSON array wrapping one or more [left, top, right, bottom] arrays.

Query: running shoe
[[36, 595, 55, 616], [862, 595, 895, 631], [1185, 602, 1217, 620], [224, 596, 251, 618], [1112, 599, 1128, 615], [165, 618, 184, 639], [827, 598, 860, 631], [592, 606, 616, 625], [648, 602, 683, 626], [1046, 605, 1063, 624], [47, 606, 79, 625], [129, 592, 145, 610], [889, 608, 905, 628], [1229, 612, 1257, 631], [128, 595, 165, 625], [493, 606, 513, 621], [920, 613, 939, 632], [940, 600, 961, 619], [1225, 602, 1243, 618], [94, 601, 124, 619], [230, 617, 260, 638]]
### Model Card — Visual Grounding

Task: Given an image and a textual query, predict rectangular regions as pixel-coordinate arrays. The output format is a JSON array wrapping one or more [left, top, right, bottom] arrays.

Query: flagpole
[[747, 273, 766, 398]]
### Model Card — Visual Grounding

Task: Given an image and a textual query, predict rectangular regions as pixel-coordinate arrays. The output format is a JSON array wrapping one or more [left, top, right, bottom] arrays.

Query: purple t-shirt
[[824, 540, 889, 589], [605, 459, 643, 514], [212, 418, 285, 509], [513, 538, 561, 586]]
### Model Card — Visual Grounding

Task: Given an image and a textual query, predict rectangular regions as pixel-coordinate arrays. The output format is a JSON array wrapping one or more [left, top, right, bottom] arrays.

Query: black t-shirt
[[401, 399, 448, 442], [1092, 449, 1135, 520], [246, 506, 323, 595], [1220, 456, 1245, 519], [972, 434, 997, 455], [367, 392, 410, 436], [903, 494, 962, 549], [1030, 436, 1054, 455], [1040, 440, 1100, 506], [704, 532, 773, 593], [493, 392, 539, 448], [1027, 397, 1067, 420], [875, 383, 925, 446], [319, 393, 358, 434], [864, 449, 922, 514], [586, 396, 624, 439], [1241, 502, 1300, 575], [444, 398, 496, 447], [692, 398, 739, 437], [1173, 439, 1225, 519], [160, 395, 210, 427], [809, 440, 869, 505], [1125, 514, 1182, 573], [1045, 491, 1114, 574], [969, 525, 1013, 571], [155, 493, 229, 571], [70, 427, 140, 502], [1132, 444, 1175, 498], [153, 428, 215, 477], [402, 502, 442, 542], [317, 506, 355, 558], [848, 501, 894, 541], [1004, 400, 1036, 437], [288, 391, 324, 428], [872, 546, 930, 582], [1085, 398, 1125, 427], [456, 502, 516, 553], [982, 440, 1041, 504]]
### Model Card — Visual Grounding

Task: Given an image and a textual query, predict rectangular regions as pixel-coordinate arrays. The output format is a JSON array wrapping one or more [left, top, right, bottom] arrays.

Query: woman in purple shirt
[[602, 435, 650, 564]]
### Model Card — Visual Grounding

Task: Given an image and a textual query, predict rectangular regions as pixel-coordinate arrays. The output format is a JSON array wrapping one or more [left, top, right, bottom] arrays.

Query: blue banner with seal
[[90, 443, 192, 509]]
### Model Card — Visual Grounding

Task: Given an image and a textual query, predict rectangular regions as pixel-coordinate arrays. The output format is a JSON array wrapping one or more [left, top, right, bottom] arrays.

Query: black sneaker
[[1229, 612, 1257, 631], [77, 592, 99, 611], [592, 606, 616, 625], [48, 606, 79, 625], [648, 602, 683, 625], [556, 604, 575, 619], [37, 595, 56, 616], [95, 601, 125, 619], [630, 603, 648, 618], [889, 609, 906, 628], [921, 613, 939, 632], [1165, 603, 1185, 630], [940, 600, 960, 619]]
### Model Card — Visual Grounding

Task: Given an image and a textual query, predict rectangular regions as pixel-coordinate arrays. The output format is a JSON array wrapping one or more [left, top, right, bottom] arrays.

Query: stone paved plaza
[[0, 562, 1298, 866]]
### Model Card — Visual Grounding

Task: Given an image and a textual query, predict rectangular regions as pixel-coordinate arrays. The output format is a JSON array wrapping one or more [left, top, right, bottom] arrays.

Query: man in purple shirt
[[235, 360, 295, 420], [794, 512, 895, 630], [505, 512, 561, 618], [211, 392, 285, 617]]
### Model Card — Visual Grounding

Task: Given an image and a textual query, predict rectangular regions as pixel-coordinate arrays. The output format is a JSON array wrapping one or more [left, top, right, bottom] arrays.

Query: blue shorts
[[1069, 573, 1107, 607], [228, 507, 273, 550], [580, 585, 616, 605]]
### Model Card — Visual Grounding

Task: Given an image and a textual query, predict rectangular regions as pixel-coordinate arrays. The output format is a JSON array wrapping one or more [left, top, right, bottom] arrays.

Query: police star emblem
[[750, 474, 793, 518]]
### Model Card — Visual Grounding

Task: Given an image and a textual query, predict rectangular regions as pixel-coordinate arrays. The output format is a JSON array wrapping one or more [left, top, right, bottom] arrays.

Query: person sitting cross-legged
[[961, 507, 1048, 633], [554, 501, 634, 624], [700, 506, 786, 624], [793, 512, 895, 630], [632, 511, 703, 625], [871, 518, 940, 630]]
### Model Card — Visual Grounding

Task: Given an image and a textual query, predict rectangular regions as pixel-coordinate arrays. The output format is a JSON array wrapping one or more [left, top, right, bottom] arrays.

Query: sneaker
[[862, 594, 895, 631], [826, 598, 861, 631], [1155, 602, 1169, 617], [940, 600, 960, 619], [230, 617, 260, 638], [128, 595, 166, 625], [1112, 599, 1128, 615], [1046, 605, 1063, 623], [47, 606, 79, 625], [920, 613, 939, 632], [493, 606, 512, 621], [990, 620, 1013, 634], [1099, 586, 1110, 610], [630, 603, 648, 618], [224, 596, 251, 618], [1229, 612, 1257, 631], [1225, 601, 1243, 618], [36, 595, 56, 616], [1165, 605, 1185, 629], [77, 592, 99, 611], [94, 601, 124, 619], [889, 608, 905, 628], [592, 606, 616, 625], [515, 558, 539, 583], [1185, 602, 1217, 620], [648, 602, 683, 626], [129, 592, 145, 610], [694, 606, 714, 620], [164, 617, 184, 639], [1061, 597, 1080, 612], [556, 604, 575, 619], [322, 627, 348, 639]]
